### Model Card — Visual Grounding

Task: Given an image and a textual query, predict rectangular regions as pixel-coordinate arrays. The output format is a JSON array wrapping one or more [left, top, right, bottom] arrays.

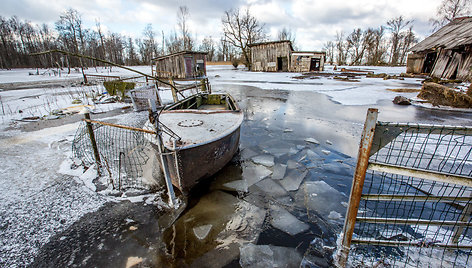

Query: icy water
[[30, 84, 471, 267]]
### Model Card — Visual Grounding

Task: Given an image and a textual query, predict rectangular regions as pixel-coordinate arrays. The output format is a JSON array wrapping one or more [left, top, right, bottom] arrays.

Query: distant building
[[249, 40, 325, 72], [152, 51, 208, 80], [407, 17, 472, 81]]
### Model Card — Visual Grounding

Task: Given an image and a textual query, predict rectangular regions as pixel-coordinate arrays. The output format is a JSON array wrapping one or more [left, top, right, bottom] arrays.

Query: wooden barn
[[152, 51, 208, 79], [407, 17, 472, 81], [291, 51, 325, 72], [249, 40, 325, 72], [249, 40, 293, 72]]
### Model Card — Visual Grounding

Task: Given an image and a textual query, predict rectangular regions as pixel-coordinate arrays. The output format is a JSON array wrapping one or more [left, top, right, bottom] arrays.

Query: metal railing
[[335, 108, 472, 267]]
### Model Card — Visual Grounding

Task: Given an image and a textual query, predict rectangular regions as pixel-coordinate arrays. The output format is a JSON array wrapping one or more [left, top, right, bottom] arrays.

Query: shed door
[[185, 57, 194, 78], [277, 57, 288, 72], [310, 58, 320, 71]]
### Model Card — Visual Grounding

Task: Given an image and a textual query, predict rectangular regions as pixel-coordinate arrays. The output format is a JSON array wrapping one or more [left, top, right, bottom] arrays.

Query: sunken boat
[[147, 92, 243, 193]]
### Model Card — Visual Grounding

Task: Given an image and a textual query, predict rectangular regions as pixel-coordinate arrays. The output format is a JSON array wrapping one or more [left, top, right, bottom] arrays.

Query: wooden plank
[[357, 217, 472, 226]]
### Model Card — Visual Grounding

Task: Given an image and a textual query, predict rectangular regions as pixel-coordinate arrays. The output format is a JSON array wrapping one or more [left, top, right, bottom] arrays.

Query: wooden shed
[[249, 40, 293, 72], [290, 51, 326, 72], [407, 17, 472, 81], [249, 40, 325, 72], [152, 51, 208, 80]]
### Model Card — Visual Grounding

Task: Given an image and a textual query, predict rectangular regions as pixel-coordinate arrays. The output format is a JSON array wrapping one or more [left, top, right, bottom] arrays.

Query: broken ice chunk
[[305, 138, 320, 145], [279, 170, 308, 192], [286, 159, 300, 169], [295, 181, 346, 218], [239, 243, 274, 268], [243, 163, 273, 186], [288, 147, 300, 155], [255, 179, 287, 197], [252, 155, 275, 167], [321, 149, 330, 155], [296, 145, 305, 150], [326, 140, 333, 145], [272, 164, 287, 180], [270, 206, 309, 235], [241, 148, 259, 159], [223, 180, 249, 192], [328, 211, 342, 220], [193, 224, 212, 240], [284, 128, 293, 132]]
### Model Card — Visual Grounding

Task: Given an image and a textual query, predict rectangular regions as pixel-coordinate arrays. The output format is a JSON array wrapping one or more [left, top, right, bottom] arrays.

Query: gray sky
[[1, 0, 442, 50]]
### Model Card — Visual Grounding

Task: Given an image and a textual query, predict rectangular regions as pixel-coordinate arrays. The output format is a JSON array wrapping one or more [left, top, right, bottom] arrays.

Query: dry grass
[[386, 88, 421, 93], [206, 61, 233, 65]]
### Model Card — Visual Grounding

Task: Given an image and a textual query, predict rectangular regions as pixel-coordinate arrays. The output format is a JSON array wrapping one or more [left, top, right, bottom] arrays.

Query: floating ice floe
[[279, 170, 308, 192], [328, 211, 342, 220], [270, 205, 309, 236], [223, 180, 249, 192], [305, 138, 320, 145], [241, 148, 259, 159], [255, 179, 287, 197], [286, 159, 300, 169], [239, 243, 302, 268], [252, 155, 275, 167], [295, 181, 346, 219], [321, 149, 331, 155], [272, 164, 287, 180], [193, 224, 212, 240], [326, 140, 333, 145], [242, 163, 273, 187]]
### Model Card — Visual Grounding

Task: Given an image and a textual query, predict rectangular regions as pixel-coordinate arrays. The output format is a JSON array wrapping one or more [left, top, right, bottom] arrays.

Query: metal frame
[[335, 108, 472, 267]]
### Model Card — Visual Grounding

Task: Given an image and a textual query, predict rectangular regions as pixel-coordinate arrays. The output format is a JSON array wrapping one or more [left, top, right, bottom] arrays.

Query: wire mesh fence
[[72, 119, 157, 191], [337, 109, 472, 267]]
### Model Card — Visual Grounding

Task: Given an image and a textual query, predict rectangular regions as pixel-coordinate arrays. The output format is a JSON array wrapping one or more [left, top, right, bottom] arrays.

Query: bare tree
[[431, 0, 471, 30], [277, 27, 297, 49], [365, 27, 387, 65], [142, 24, 159, 64], [386, 16, 412, 65], [346, 28, 374, 65], [323, 41, 335, 65], [199, 36, 216, 61], [398, 26, 417, 65], [335, 31, 347, 65], [177, 6, 194, 51], [221, 8, 266, 69]]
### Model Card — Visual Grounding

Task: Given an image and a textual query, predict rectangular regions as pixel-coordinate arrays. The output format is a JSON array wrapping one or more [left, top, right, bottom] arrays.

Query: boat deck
[[158, 111, 243, 148]]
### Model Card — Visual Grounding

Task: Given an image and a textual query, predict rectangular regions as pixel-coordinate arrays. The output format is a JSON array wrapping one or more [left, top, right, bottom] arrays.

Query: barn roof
[[410, 17, 472, 52], [248, 40, 294, 50], [152, 51, 208, 61]]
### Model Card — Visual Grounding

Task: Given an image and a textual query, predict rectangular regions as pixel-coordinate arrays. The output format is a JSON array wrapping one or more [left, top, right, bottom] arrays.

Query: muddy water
[[31, 84, 472, 267]]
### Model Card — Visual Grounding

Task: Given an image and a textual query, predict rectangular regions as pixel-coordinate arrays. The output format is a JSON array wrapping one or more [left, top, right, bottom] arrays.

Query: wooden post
[[84, 112, 101, 169], [169, 77, 178, 103], [335, 108, 378, 267]]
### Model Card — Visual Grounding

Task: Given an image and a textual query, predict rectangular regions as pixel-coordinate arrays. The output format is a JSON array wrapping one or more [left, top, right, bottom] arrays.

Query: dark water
[[31, 84, 472, 267]]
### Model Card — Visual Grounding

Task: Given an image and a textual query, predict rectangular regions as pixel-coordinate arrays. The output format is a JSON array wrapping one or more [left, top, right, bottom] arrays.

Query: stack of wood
[[418, 82, 472, 108]]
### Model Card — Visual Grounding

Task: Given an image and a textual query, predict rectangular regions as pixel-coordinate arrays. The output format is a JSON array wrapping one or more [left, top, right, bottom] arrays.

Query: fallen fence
[[72, 115, 156, 191], [335, 108, 472, 267]]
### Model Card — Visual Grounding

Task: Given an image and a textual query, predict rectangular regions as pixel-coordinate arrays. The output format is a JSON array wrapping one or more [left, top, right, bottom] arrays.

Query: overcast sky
[[1, 0, 442, 51]]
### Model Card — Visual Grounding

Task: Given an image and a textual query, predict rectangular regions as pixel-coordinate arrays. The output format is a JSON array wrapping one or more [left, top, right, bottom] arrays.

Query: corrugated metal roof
[[410, 17, 472, 52]]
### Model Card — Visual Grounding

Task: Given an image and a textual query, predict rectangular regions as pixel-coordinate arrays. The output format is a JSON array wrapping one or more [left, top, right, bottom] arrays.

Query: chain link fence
[[336, 109, 472, 267], [72, 119, 160, 191]]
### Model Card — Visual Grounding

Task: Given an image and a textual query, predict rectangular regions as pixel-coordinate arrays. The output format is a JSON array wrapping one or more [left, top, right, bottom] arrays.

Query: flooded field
[[28, 81, 472, 267]]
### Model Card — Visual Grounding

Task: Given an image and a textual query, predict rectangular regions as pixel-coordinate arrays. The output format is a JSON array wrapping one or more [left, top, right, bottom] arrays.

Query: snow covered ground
[[208, 64, 422, 106], [0, 65, 470, 267]]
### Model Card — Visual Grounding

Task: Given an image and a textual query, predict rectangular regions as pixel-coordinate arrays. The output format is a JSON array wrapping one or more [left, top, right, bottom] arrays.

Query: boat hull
[[152, 124, 241, 193]]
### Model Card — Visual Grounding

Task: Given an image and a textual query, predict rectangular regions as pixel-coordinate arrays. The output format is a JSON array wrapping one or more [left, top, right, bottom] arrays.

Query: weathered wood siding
[[428, 46, 472, 81], [155, 52, 207, 79], [290, 52, 325, 72], [406, 53, 425, 74], [251, 42, 292, 72]]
